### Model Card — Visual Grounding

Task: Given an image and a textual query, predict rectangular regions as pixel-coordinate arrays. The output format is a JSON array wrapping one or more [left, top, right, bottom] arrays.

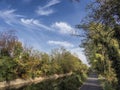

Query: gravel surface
[[80, 72, 103, 90]]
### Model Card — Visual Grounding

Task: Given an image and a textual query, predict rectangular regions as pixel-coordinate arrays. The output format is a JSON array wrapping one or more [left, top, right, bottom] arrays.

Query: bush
[[57, 74, 83, 90], [103, 82, 115, 90]]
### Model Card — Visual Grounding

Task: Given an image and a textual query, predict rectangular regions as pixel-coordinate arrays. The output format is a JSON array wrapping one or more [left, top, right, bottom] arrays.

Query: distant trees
[[0, 31, 88, 82], [0, 31, 22, 81], [0, 31, 21, 57]]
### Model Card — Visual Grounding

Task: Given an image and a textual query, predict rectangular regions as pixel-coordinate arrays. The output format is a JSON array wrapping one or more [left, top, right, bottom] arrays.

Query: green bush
[[103, 82, 115, 90], [57, 74, 83, 90]]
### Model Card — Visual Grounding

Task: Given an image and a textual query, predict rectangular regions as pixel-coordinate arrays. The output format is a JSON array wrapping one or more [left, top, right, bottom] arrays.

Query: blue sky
[[0, 0, 91, 65]]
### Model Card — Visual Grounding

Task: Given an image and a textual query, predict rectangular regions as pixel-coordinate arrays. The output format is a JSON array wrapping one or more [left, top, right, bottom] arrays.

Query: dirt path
[[80, 72, 103, 90]]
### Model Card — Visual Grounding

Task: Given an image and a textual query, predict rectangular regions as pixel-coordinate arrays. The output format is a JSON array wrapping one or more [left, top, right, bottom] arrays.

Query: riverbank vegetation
[[11, 73, 85, 90], [0, 31, 88, 89], [77, 0, 120, 90]]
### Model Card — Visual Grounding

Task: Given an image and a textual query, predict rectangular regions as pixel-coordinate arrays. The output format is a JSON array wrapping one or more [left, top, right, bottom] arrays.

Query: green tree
[[76, 0, 120, 89]]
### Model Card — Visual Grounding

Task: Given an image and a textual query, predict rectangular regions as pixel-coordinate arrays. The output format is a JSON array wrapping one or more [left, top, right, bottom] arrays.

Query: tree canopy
[[77, 0, 120, 89]]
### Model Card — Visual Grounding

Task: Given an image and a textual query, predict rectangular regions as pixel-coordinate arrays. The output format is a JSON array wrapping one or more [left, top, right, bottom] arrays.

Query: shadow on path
[[80, 72, 103, 90]]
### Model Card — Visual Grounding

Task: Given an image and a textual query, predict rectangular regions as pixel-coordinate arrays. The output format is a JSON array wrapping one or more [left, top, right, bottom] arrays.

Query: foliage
[[77, 0, 120, 89], [57, 74, 83, 90], [11, 74, 84, 90], [0, 31, 88, 85]]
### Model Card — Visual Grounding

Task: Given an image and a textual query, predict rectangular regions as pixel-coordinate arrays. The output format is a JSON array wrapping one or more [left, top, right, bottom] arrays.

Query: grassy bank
[[10, 73, 87, 90]]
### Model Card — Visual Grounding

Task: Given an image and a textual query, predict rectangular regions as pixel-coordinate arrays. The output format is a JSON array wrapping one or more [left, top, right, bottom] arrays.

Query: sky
[[0, 0, 91, 65]]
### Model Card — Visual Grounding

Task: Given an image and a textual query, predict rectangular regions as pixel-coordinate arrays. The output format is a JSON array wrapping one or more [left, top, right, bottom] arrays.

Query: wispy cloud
[[0, 9, 52, 31], [36, 8, 54, 16], [0, 9, 23, 25], [20, 18, 52, 30], [36, 0, 60, 16], [44, 0, 60, 8], [48, 40, 74, 47], [51, 22, 75, 34], [0, 9, 75, 34]]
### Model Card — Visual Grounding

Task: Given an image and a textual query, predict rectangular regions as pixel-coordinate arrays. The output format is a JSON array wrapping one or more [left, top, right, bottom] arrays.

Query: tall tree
[[77, 0, 120, 89]]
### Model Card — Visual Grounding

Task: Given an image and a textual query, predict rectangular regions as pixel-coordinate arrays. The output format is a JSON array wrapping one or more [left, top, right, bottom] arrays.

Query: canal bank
[[0, 72, 72, 90]]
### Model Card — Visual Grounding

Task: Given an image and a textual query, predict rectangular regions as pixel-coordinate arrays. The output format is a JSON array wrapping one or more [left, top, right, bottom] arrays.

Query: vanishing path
[[80, 72, 103, 90]]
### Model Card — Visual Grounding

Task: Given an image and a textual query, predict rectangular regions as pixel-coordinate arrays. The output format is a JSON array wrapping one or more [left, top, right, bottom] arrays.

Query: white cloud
[[21, 18, 33, 24], [0, 9, 52, 31], [36, 0, 60, 16], [0, 9, 23, 25], [36, 7, 54, 16], [33, 20, 52, 30], [0, 9, 75, 35], [48, 40, 74, 47], [20, 18, 52, 30], [44, 0, 60, 8], [51, 22, 75, 34]]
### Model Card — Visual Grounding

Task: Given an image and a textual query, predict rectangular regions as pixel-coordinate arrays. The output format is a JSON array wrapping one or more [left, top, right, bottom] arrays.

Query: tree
[[77, 0, 120, 89], [0, 31, 23, 81]]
